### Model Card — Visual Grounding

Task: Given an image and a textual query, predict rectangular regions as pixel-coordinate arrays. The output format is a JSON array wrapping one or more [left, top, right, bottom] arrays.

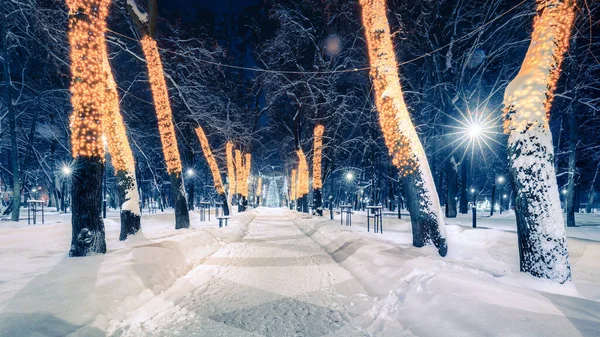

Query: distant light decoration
[[240, 153, 251, 197], [497, 176, 505, 184], [195, 127, 225, 194], [66, 0, 111, 159], [140, 35, 182, 175], [345, 172, 354, 182], [186, 168, 195, 177], [359, 0, 430, 177], [256, 176, 262, 197], [235, 149, 244, 196], [102, 55, 136, 173], [297, 149, 309, 196], [312, 125, 324, 189], [226, 141, 236, 197], [324, 35, 342, 57], [291, 169, 297, 201], [62, 165, 72, 176]]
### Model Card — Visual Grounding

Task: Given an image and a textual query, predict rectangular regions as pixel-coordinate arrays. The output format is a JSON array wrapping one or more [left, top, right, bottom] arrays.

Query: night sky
[[166, 0, 260, 14]]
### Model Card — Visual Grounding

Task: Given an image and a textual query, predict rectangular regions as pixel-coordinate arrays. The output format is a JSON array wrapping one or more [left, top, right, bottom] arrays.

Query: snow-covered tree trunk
[[312, 125, 324, 216], [359, 0, 447, 256], [503, 0, 575, 283], [103, 55, 141, 240], [65, 0, 111, 256]]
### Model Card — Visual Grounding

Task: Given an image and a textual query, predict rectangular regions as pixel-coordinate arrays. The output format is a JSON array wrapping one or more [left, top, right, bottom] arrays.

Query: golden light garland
[[195, 127, 225, 194], [66, 0, 111, 159], [235, 149, 244, 196], [226, 141, 236, 197], [359, 0, 428, 177], [312, 125, 324, 189], [503, 0, 575, 133], [102, 55, 136, 173], [242, 153, 251, 197], [291, 169, 297, 201], [140, 35, 182, 174], [256, 176, 262, 197], [297, 149, 309, 196]]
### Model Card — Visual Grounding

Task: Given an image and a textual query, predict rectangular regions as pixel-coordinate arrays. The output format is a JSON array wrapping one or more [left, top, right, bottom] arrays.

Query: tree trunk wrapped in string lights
[[234, 149, 246, 211], [195, 126, 229, 216], [312, 125, 324, 216], [102, 55, 141, 240], [290, 169, 297, 210], [140, 35, 189, 229], [503, 0, 575, 283], [359, 0, 447, 256], [65, 0, 110, 256], [297, 149, 309, 213], [225, 141, 236, 210]]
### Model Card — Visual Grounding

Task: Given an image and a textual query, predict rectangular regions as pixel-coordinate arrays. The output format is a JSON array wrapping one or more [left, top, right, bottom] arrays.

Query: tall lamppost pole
[[491, 176, 504, 216], [470, 187, 476, 228]]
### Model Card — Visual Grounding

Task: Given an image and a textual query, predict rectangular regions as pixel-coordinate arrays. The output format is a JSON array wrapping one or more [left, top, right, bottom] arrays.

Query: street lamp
[[186, 168, 195, 177], [492, 176, 505, 216], [345, 172, 354, 181]]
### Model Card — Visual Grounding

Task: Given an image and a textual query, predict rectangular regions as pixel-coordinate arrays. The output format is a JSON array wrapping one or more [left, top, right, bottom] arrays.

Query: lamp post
[[62, 165, 72, 213], [186, 168, 195, 210], [491, 176, 504, 216], [470, 187, 476, 228]]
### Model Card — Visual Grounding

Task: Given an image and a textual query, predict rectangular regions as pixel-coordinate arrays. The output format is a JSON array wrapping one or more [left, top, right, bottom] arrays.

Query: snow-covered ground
[[1, 207, 599, 336]]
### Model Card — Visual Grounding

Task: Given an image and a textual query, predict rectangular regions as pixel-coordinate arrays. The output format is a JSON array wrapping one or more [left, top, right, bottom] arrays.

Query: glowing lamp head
[[503, 194, 508, 199], [497, 176, 505, 184], [468, 122, 482, 139], [470, 188, 475, 193], [562, 189, 567, 195], [62, 166, 72, 176], [345, 172, 354, 181], [186, 168, 195, 177]]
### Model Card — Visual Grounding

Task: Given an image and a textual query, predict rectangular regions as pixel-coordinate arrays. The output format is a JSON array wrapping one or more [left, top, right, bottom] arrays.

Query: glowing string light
[[235, 149, 244, 196], [66, 0, 111, 159], [140, 35, 182, 175], [291, 169, 297, 202], [256, 176, 262, 197], [359, 0, 432, 177], [195, 127, 225, 194], [312, 125, 324, 189], [242, 153, 251, 197], [297, 150, 309, 197]]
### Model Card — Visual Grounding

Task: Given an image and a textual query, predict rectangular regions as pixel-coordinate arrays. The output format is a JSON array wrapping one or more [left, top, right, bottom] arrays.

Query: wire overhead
[[104, 0, 528, 76]]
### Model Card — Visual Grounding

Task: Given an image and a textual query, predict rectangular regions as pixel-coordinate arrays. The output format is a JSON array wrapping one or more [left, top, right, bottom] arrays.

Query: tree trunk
[[2, 13, 20, 222], [402, 173, 447, 256], [359, 0, 447, 256], [219, 192, 230, 216], [490, 183, 497, 216], [566, 102, 577, 227], [445, 157, 458, 218], [69, 157, 106, 256], [117, 169, 141, 240], [313, 188, 322, 216], [170, 172, 190, 229], [585, 161, 599, 213], [503, 0, 574, 283], [459, 158, 468, 214]]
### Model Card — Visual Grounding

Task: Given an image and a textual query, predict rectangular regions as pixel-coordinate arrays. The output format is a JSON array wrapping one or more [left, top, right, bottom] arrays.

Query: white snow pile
[[293, 212, 600, 337], [0, 209, 255, 336], [0, 208, 599, 336]]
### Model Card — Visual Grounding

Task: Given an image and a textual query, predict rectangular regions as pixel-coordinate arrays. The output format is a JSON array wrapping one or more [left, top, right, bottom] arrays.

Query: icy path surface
[[111, 208, 374, 337]]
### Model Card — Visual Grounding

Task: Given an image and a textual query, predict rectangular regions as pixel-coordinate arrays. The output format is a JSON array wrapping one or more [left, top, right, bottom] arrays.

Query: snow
[[1, 208, 599, 336], [126, 0, 148, 23]]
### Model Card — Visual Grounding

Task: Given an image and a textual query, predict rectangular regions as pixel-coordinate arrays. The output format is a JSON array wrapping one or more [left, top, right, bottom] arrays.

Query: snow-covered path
[[111, 208, 375, 337]]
